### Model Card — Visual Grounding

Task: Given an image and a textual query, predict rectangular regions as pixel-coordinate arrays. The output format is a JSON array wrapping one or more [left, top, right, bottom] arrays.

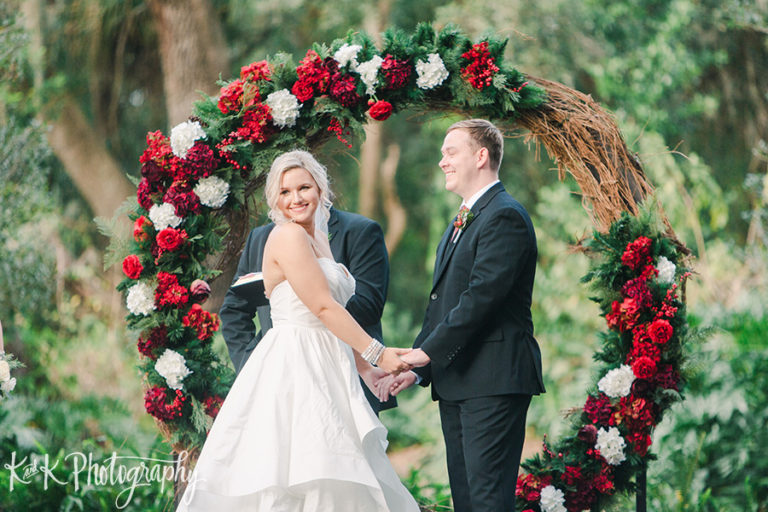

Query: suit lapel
[[433, 222, 455, 286], [431, 183, 505, 288], [328, 208, 341, 260]]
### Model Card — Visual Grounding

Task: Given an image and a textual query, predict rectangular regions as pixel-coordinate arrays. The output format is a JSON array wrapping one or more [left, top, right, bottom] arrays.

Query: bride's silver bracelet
[[361, 338, 386, 366]]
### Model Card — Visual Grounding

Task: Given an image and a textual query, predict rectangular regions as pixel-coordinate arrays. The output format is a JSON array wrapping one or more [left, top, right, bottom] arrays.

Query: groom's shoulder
[[247, 223, 276, 245], [335, 209, 379, 229]]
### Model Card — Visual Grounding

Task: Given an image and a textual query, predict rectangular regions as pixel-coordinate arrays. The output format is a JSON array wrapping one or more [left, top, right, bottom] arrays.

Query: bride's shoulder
[[268, 223, 311, 248]]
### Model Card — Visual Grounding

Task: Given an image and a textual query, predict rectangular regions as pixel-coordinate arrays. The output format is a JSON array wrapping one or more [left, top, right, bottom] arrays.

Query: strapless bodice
[[269, 258, 356, 328]]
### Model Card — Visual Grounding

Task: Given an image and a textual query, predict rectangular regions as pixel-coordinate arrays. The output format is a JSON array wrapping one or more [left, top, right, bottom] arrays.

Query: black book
[[231, 272, 269, 307]]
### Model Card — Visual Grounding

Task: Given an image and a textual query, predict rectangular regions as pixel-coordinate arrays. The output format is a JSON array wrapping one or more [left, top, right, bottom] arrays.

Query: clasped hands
[[364, 348, 430, 402]]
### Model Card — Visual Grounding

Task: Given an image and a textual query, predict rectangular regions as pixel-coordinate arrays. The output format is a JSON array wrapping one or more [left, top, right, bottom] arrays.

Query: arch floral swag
[[113, 23, 692, 511]]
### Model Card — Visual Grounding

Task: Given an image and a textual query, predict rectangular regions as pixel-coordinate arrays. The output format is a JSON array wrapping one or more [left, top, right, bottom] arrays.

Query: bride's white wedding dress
[[177, 258, 420, 511]]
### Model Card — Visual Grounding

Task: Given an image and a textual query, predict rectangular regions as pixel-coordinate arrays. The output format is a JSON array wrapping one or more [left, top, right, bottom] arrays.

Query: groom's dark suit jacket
[[219, 208, 396, 413], [414, 182, 546, 400]]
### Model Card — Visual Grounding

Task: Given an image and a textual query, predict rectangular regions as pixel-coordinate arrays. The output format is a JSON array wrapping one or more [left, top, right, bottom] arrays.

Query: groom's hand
[[362, 367, 394, 402], [399, 348, 430, 367]]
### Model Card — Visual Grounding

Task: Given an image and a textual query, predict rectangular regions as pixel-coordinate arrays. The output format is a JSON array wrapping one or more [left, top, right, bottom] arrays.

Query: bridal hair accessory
[[361, 338, 386, 366]]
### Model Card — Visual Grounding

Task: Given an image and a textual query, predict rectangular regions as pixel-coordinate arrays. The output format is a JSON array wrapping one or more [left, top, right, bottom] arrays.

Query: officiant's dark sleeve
[[220, 228, 262, 373], [343, 220, 389, 334]]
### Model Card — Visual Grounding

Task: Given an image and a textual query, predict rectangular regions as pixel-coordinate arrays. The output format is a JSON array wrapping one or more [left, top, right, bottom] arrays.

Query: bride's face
[[278, 167, 321, 227]]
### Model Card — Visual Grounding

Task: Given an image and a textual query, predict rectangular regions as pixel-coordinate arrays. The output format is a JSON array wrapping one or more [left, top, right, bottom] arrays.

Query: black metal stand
[[636, 460, 647, 512]]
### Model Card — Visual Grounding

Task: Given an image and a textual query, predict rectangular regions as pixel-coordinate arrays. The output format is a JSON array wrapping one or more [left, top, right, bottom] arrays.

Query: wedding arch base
[[111, 23, 693, 511]]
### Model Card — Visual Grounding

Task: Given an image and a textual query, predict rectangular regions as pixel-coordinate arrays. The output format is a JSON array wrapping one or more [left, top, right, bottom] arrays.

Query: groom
[[398, 119, 545, 511], [219, 206, 397, 415]]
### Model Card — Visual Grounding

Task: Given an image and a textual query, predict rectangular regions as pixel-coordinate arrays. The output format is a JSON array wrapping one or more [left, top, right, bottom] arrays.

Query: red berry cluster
[[460, 42, 500, 89]]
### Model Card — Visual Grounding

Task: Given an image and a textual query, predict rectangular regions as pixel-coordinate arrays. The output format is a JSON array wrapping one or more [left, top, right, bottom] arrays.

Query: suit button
[[430, 293, 438, 300]]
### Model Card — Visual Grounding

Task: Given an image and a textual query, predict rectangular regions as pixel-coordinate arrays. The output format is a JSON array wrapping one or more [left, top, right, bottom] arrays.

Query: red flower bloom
[[139, 130, 175, 166], [577, 423, 598, 444], [329, 74, 360, 107], [622, 276, 653, 308], [627, 340, 661, 364], [133, 216, 151, 242], [654, 364, 680, 391], [516, 473, 552, 502], [605, 298, 640, 331], [368, 100, 393, 121], [291, 79, 315, 102], [292, 50, 332, 100], [627, 431, 652, 455], [584, 394, 613, 425], [561, 466, 582, 486], [137, 325, 168, 358], [122, 255, 143, 279], [381, 54, 412, 89], [156, 227, 188, 252], [460, 41, 500, 89], [141, 160, 169, 190], [648, 318, 673, 344], [190, 279, 211, 303], [218, 79, 260, 115], [155, 272, 189, 308], [240, 60, 271, 82], [203, 395, 224, 418], [136, 178, 156, 211], [227, 104, 272, 144], [621, 236, 653, 270], [163, 182, 201, 218], [631, 356, 657, 380], [174, 141, 219, 181], [182, 303, 220, 341], [144, 386, 187, 421], [594, 473, 615, 494]]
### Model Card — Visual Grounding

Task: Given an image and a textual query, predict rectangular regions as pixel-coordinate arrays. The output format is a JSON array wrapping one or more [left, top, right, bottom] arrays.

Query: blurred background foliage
[[1, 0, 766, 509]]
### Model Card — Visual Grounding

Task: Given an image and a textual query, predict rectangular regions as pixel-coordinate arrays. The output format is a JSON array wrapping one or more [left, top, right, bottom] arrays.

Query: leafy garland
[[516, 209, 691, 512], [114, 21, 691, 509]]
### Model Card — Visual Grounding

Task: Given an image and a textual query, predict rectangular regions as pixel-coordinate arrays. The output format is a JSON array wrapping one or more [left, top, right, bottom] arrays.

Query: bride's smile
[[277, 167, 321, 228]]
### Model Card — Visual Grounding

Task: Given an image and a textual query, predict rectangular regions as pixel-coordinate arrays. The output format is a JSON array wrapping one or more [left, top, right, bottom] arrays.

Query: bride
[[177, 150, 420, 511]]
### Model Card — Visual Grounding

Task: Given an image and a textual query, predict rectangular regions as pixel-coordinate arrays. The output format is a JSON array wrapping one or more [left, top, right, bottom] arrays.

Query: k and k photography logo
[[3, 449, 194, 509]]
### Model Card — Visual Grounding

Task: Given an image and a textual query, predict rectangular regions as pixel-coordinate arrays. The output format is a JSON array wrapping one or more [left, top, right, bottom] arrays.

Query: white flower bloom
[[598, 364, 635, 398], [149, 203, 182, 230], [656, 256, 676, 284], [354, 55, 383, 95], [194, 176, 230, 208], [0, 377, 16, 393], [0, 360, 10, 382], [540, 485, 567, 512], [596, 426, 627, 466], [333, 43, 362, 68], [155, 349, 192, 390], [169, 120, 206, 159], [126, 282, 156, 316], [265, 89, 302, 128], [416, 53, 449, 90]]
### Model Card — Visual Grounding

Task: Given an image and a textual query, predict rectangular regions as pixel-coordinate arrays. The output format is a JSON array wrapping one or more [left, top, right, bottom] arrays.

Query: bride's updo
[[265, 150, 334, 227]]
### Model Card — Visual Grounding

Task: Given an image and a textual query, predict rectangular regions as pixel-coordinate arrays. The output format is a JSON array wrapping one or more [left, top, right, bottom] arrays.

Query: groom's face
[[439, 129, 480, 200]]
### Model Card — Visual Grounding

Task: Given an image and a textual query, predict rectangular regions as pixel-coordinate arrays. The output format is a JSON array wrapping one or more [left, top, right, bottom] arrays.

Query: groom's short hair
[[447, 119, 504, 172]]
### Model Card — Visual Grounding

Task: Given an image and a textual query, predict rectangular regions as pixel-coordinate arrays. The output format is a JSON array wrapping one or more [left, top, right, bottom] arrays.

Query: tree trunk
[[148, 0, 231, 126]]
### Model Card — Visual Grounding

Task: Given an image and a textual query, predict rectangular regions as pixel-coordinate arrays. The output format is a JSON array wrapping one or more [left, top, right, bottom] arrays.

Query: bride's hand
[[377, 347, 412, 375]]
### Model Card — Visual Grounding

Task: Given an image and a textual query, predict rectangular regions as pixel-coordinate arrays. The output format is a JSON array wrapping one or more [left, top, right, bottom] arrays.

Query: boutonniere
[[328, 231, 335, 242], [454, 206, 474, 232]]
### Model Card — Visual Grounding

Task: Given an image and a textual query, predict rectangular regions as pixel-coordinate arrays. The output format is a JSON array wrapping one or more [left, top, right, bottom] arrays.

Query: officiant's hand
[[399, 348, 430, 367], [377, 347, 413, 375]]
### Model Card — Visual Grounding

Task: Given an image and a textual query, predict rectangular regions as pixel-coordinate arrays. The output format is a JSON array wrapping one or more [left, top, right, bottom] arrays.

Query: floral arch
[[116, 23, 692, 511]]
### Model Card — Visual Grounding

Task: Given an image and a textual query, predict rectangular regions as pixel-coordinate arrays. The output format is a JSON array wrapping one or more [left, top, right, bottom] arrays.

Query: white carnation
[[333, 43, 362, 68], [656, 255, 676, 284], [149, 202, 182, 230], [416, 53, 449, 90], [155, 349, 192, 390], [170, 120, 206, 159], [596, 426, 627, 466], [0, 360, 10, 382], [194, 176, 230, 208], [598, 364, 635, 398], [540, 485, 567, 512], [355, 55, 383, 95], [126, 282, 156, 316], [265, 89, 302, 128], [0, 377, 16, 393]]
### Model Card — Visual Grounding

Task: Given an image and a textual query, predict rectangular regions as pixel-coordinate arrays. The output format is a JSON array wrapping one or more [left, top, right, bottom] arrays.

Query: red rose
[[648, 318, 673, 344], [631, 356, 657, 380], [156, 227, 187, 251], [133, 216, 151, 242], [368, 100, 393, 121], [122, 255, 143, 279], [291, 79, 315, 102]]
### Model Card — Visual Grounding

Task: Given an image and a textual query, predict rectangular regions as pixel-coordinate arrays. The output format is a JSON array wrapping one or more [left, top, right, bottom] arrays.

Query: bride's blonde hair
[[265, 150, 334, 227]]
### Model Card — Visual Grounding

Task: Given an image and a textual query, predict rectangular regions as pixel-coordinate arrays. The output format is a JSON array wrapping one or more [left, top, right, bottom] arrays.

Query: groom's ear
[[476, 146, 490, 169]]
